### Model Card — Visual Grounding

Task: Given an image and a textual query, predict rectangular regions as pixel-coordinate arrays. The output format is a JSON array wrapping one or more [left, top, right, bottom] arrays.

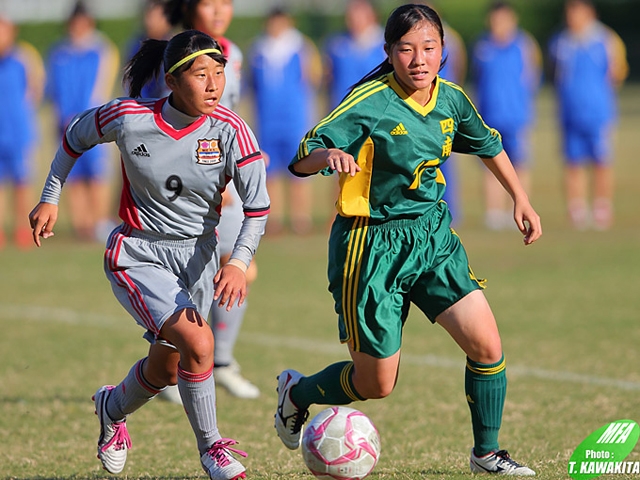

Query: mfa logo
[[569, 419, 639, 479]]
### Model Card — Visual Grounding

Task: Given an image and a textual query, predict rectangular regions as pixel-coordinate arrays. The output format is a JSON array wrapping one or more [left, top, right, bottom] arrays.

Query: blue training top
[[324, 27, 385, 109], [548, 21, 627, 130], [472, 30, 541, 132]]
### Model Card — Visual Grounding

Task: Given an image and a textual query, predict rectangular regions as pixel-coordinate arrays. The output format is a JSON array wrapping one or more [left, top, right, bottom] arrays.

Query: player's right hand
[[325, 148, 361, 176], [28, 202, 58, 247]]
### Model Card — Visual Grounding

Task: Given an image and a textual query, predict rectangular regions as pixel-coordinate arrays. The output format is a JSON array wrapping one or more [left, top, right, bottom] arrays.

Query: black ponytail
[[124, 30, 226, 99], [124, 38, 168, 98], [349, 60, 394, 94]]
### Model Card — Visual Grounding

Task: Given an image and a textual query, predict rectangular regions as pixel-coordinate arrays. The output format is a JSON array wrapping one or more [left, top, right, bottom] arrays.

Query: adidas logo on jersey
[[131, 144, 150, 157], [390, 123, 408, 135]]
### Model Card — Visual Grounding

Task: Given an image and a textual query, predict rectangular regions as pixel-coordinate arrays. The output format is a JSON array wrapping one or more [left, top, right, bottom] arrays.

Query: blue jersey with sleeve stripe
[[325, 28, 385, 109], [549, 21, 627, 129], [46, 31, 120, 128], [472, 30, 541, 131], [0, 41, 42, 152]]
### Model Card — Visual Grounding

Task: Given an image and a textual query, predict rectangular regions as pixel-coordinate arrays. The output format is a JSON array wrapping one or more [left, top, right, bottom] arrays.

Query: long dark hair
[[350, 4, 446, 92], [124, 29, 227, 98]]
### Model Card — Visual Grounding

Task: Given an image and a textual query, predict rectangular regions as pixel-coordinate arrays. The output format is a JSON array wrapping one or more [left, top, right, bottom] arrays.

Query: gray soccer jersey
[[219, 39, 242, 111], [40, 97, 270, 267], [217, 37, 247, 256]]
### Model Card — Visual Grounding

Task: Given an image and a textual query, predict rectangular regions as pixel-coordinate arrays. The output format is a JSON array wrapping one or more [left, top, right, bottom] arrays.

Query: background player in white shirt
[[165, 0, 261, 400], [29, 29, 269, 480]]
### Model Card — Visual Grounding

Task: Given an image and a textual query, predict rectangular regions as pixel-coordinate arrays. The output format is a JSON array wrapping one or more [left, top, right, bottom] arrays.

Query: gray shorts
[[104, 224, 219, 345]]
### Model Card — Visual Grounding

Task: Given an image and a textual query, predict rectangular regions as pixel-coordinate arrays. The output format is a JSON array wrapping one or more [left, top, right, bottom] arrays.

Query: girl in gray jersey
[[28, 30, 269, 480]]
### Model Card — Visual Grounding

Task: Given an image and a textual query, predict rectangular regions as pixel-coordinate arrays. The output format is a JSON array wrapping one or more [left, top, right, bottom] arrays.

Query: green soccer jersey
[[291, 73, 503, 221]]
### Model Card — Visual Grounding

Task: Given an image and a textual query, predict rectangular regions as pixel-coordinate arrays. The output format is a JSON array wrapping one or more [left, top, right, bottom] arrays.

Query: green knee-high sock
[[465, 354, 507, 457], [291, 361, 365, 410]]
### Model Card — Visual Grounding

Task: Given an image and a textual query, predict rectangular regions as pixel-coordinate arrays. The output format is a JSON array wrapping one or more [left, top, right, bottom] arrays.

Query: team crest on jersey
[[195, 138, 221, 165]]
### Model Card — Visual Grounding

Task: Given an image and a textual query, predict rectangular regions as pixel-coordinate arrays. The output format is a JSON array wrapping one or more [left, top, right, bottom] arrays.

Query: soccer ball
[[301, 406, 381, 480]]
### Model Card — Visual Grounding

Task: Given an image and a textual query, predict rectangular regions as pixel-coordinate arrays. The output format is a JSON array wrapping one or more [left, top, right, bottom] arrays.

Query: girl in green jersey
[[275, 4, 541, 475]]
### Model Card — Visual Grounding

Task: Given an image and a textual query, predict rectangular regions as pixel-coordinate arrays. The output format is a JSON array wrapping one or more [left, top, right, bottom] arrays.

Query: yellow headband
[[167, 48, 222, 74]]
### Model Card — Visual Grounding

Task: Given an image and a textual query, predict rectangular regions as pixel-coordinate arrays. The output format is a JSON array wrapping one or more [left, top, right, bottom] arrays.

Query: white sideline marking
[[3, 304, 640, 391]]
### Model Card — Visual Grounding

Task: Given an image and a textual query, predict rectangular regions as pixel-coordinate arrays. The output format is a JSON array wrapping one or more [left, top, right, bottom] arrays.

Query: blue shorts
[[262, 132, 305, 176], [563, 123, 611, 166], [67, 143, 111, 181], [497, 127, 530, 168], [0, 142, 30, 184]]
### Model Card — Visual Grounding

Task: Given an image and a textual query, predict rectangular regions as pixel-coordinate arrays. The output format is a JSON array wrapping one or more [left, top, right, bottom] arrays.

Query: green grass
[[2, 86, 640, 479]]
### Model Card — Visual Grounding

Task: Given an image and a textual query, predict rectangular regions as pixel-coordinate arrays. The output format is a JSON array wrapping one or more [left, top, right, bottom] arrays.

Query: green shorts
[[327, 201, 485, 359]]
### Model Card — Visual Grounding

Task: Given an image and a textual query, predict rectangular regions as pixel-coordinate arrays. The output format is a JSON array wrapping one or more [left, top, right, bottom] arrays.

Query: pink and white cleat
[[200, 438, 247, 480], [93, 385, 131, 474]]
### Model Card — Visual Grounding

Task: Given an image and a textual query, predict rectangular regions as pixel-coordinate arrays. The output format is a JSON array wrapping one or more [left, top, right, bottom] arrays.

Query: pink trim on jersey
[[237, 151, 264, 168], [113, 270, 158, 334], [178, 365, 214, 383], [218, 36, 231, 58], [104, 225, 158, 334], [98, 99, 156, 130], [244, 207, 270, 217], [104, 223, 129, 272], [153, 98, 207, 140], [94, 107, 103, 136], [210, 105, 257, 158], [118, 160, 143, 230], [62, 134, 81, 158]]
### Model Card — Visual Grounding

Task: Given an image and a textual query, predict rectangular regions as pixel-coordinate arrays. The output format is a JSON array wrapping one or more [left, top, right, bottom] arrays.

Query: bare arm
[[291, 148, 361, 176], [481, 149, 542, 245]]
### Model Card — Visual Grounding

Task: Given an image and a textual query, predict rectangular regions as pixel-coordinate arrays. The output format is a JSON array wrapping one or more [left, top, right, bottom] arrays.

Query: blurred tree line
[[16, 0, 639, 82]]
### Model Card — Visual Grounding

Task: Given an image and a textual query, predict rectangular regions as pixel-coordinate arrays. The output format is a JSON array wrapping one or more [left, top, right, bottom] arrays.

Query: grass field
[[1, 86, 640, 479]]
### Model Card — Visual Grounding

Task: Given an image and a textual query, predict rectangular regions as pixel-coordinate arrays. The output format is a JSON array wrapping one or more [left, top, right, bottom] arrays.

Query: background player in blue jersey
[[165, 0, 261, 400], [548, 0, 628, 230], [429, 3, 467, 223], [322, 0, 385, 231], [29, 29, 270, 480], [472, 1, 541, 230], [248, 7, 322, 236], [274, 4, 541, 475], [0, 17, 44, 250], [46, 1, 120, 242], [324, 0, 385, 110]]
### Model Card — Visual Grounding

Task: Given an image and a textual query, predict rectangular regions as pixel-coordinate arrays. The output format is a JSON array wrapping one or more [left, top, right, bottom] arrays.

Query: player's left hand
[[514, 200, 542, 245], [213, 263, 247, 311], [28, 201, 58, 247]]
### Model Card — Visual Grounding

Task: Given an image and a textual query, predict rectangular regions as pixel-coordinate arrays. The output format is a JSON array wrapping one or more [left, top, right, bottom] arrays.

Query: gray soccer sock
[[210, 300, 247, 367], [107, 358, 160, 421], [177, 365, 220, 454]]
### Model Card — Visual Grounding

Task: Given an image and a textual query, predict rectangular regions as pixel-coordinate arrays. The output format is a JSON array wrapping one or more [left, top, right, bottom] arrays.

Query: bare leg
[[436, 290, 506, 456], [66, 181, 95, 240], [593, 164, 614, 230], [290, 178, 313, 235], [14, 184, 32, 248], [348, 347, 401, 399], [484, 171, 509, 230], [564, 164, 589, 230]]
